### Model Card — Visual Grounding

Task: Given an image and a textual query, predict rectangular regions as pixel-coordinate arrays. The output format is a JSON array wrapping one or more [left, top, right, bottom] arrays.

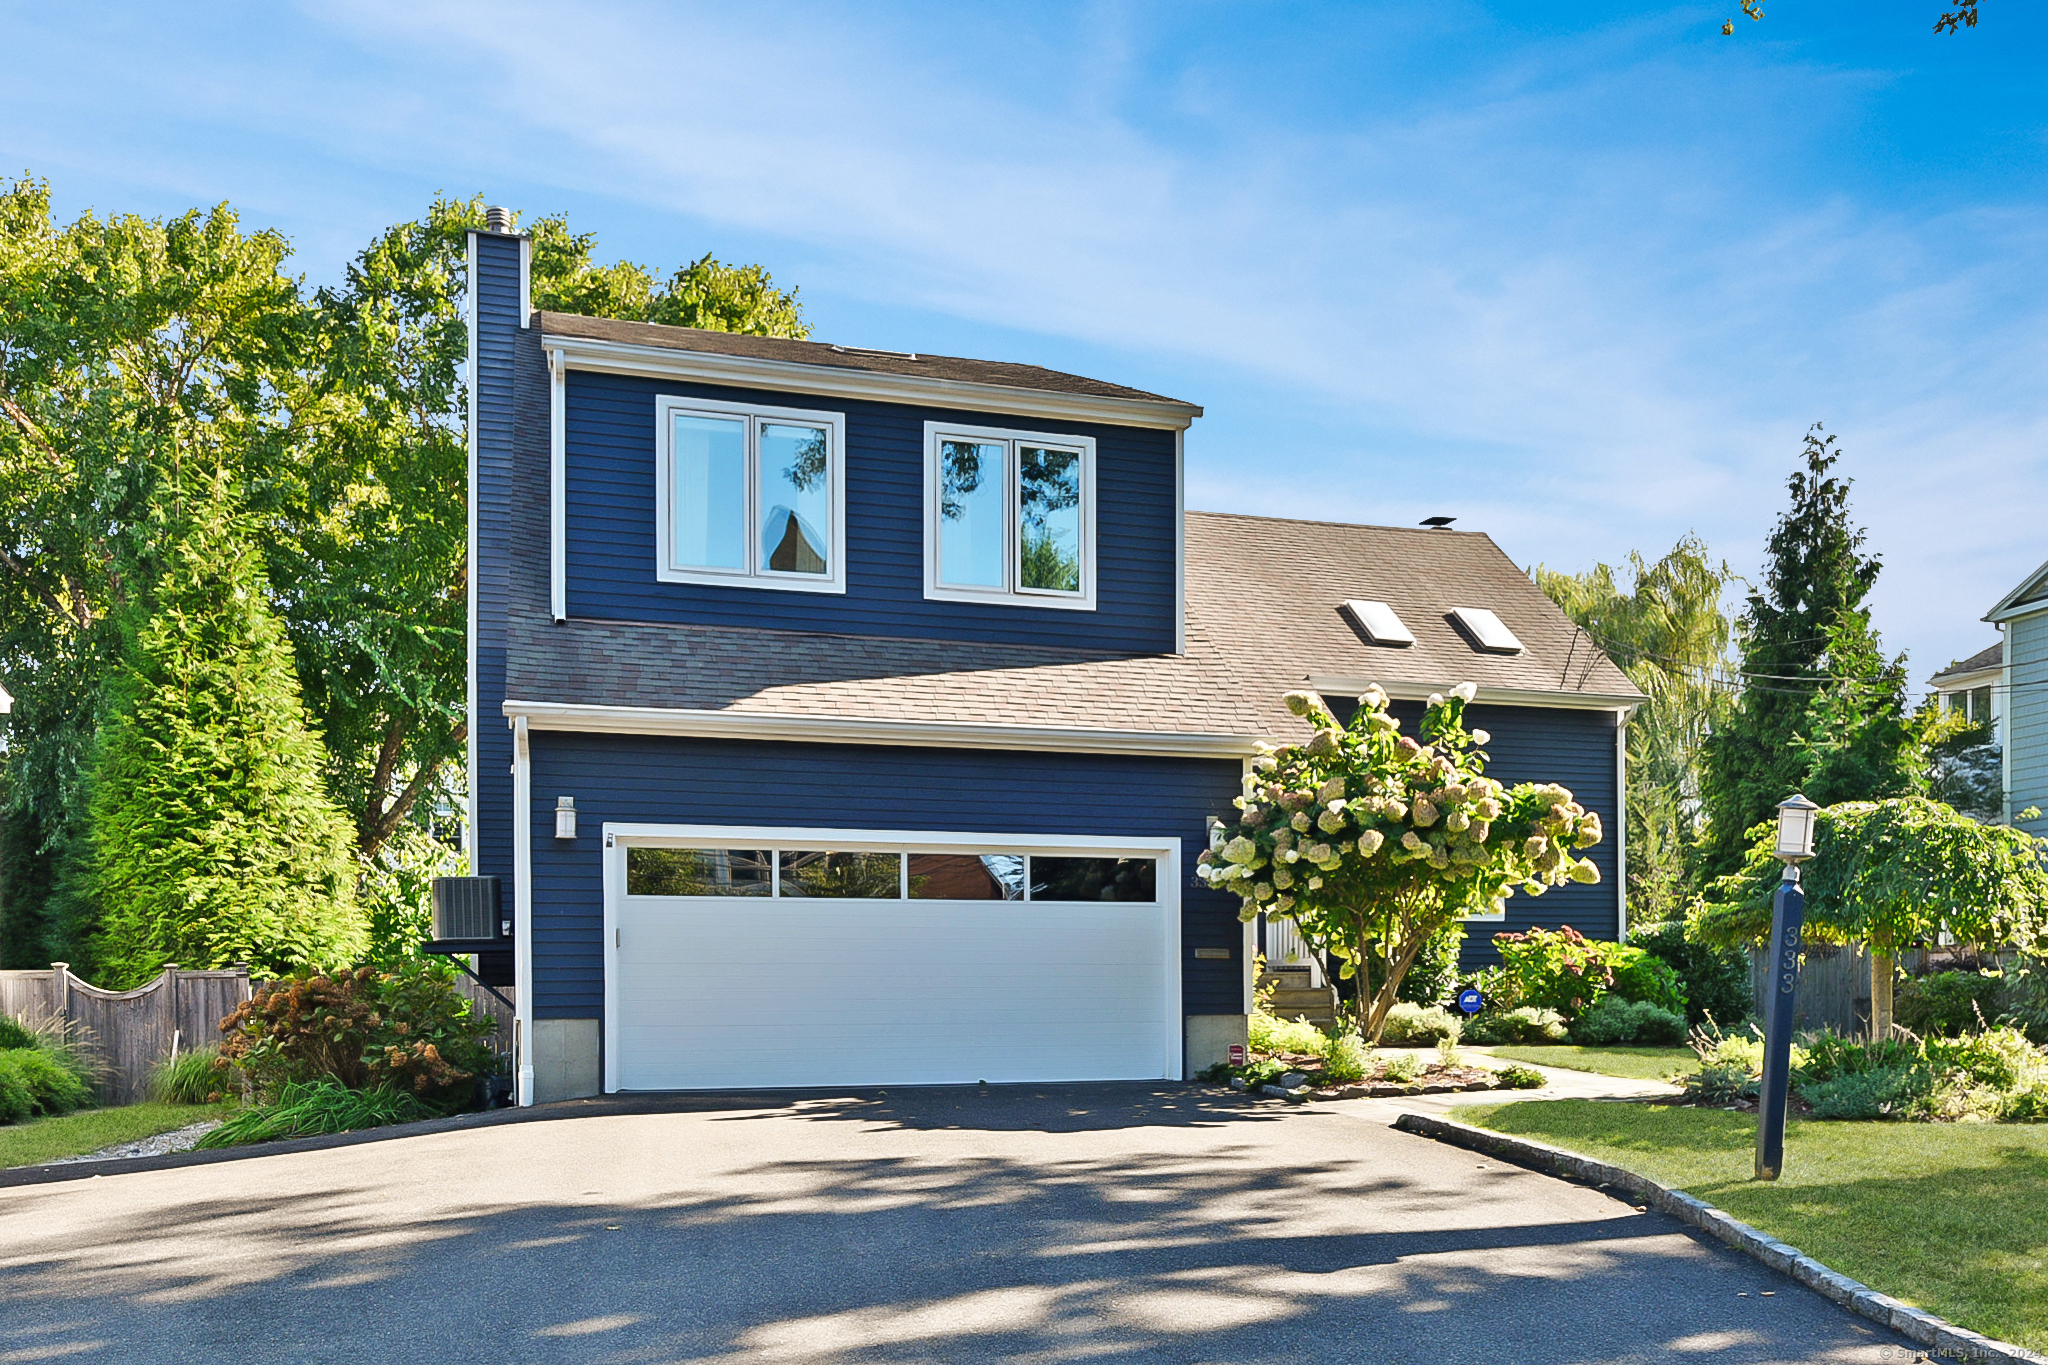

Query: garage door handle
[[615, 928, 620, 948]]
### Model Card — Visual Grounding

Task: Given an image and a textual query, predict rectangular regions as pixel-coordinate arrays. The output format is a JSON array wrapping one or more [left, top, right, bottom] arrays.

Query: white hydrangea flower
[[1223, 836, 1258, 864], [1362, 684, 1389, 709], [1307, 875, 1323, 890], [1471, 729, 1491, 745], [1427, 693, 1444, 708], [1357, 830, 1385, 856], [1451, 681, 1477, 703]]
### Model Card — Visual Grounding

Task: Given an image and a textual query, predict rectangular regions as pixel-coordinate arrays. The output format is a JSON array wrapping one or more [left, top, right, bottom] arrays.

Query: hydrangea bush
[[1199, 684, 1604, 1043]]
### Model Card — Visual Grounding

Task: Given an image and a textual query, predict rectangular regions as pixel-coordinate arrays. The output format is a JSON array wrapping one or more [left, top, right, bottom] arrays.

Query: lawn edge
[[1395, 1110, 2048, 1365]]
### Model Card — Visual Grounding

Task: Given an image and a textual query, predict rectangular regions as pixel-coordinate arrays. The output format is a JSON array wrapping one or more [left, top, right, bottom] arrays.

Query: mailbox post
[[1756, 793, 1819, 1181]]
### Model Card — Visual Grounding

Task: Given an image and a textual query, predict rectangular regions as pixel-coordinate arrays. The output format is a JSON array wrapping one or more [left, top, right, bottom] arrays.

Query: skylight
[[1451, 606, 1524, 654], [1342, 600, 1415, 646]]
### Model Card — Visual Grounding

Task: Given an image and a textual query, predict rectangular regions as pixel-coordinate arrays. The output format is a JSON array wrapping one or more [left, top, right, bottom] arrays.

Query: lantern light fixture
[[1774, 793, 1819, 867], [554, 796, 577, 841]]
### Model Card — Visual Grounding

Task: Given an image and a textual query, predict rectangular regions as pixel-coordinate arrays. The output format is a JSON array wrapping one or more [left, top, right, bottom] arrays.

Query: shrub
[[1380, 1002, 1462, 1045], [1248, 1011, 1329, 1056], [1322, 1035, 1371, 1083], [1492, 925, 1613, 1017], [0, 1054, 33, 1123], [1382, 1053, 1422, 1083], [1629, 921, 1752, 1027], [1898, 971, 2003, 1039], [12, 1048, 91, 1115], [154, 1045, 229, 1105], [0, 1015, 35, 1051], [1800, 1029, 1920, 1084], [1925, 1027, 2047, 1092], [1466, 1006, 1568, 1046], [1435, 1036, 1464, 1069], [197, 1078, 435, 1148], [1800, 1064, 1936, 1120], [1569, 996, 1689, 1047], [1604, 947, 1688, 1016], [1395, 920, 1466, 1006], [1495, 1064, 1547, 1089], [217, 961, 497, 1106], [1461, 965, 1522, 1015]]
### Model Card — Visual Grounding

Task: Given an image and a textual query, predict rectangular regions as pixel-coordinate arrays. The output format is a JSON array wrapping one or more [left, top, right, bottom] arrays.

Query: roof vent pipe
[[484, 205, 515, 233]]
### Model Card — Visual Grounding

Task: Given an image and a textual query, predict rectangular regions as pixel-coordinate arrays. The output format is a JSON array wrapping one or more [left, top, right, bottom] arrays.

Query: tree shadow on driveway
[[0, 1086, 1910, 1364]]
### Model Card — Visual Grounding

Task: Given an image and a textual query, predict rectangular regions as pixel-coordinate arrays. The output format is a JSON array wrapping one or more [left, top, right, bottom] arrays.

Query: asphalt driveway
[[1, 1084, 1912, 1364]]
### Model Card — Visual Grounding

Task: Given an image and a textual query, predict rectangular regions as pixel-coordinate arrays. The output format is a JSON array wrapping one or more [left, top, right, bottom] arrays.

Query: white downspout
[[1616, 705, 1632, 942], [511, 715, 535, 1106]]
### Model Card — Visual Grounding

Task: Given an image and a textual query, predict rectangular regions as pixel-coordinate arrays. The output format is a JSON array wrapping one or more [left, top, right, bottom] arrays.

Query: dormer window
[[923, 422, 1096, 610], [1451, 606, 1524, 654], [655, 395, 847, 593]]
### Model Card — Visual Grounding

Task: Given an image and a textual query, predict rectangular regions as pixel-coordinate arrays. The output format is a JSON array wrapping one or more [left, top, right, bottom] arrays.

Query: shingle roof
[[1184, 512, 1643, 731], [538, 312, 1197, 411], [504, 512, 1640, 743], [1931, 640, 2003, 684], [504, 610, 1265, 737]]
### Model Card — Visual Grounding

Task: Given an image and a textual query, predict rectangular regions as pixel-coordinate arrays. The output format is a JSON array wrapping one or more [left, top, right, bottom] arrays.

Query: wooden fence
[[1, 963, 515, 1106], [0, 963, 253, 1106], [1749, 941, 1872, 1038]]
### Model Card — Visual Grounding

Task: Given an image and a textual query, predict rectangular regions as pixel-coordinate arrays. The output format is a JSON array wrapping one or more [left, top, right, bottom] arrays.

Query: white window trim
[[600, 823, 1183, 1093], [654, 394, 847, 595], [922, 420, 1097, 612]]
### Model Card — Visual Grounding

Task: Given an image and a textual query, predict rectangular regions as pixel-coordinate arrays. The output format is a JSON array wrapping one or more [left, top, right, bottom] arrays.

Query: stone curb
[[1394, 1112, 2048, 1365]]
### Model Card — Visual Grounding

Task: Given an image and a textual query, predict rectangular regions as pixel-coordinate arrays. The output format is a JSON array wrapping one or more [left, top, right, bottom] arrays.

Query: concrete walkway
[[0, 1081, 1907, 1364], [1330, 1046, 1683, 1124]]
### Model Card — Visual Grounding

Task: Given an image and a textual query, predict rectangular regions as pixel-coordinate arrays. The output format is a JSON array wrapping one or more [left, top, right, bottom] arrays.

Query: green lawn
[[1463, 1098, 2048, 1352], [1480, 1044, 1694, 1081], [0, 1102, 227, 1169]]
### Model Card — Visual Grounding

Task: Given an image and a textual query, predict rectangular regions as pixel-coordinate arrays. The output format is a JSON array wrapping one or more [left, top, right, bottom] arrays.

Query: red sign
[[1227, 1044, 1247, 1067]]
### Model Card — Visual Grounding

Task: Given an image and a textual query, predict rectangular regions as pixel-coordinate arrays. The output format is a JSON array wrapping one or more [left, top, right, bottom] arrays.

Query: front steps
[[1260, 969, 1338, 1028]]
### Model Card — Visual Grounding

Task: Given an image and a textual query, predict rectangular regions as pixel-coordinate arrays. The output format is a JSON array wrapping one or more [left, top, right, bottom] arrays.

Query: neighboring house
[[462, 218, 1639, 1105], [1986, 559, 2048, 834], [1929, 641, 2002, 743]]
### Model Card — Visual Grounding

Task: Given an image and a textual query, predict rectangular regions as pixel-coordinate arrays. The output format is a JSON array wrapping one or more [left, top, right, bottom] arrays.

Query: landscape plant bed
[[1208, 1050, 1536, 1101], [1460, 1098, 2048, 1353]]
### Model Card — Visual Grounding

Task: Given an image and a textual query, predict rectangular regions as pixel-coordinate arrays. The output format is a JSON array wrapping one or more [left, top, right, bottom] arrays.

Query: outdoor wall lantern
[[554, 796, 577, 841], [1757, 792, 1820, 1181]]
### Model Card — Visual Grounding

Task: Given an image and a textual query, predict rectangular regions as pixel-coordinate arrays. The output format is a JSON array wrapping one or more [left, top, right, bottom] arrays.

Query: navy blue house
[[464, 219, 1641, 1103]]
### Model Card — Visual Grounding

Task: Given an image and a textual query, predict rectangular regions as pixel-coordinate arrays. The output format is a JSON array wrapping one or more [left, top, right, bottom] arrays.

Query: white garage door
[[605, 833, 1179, 1091]]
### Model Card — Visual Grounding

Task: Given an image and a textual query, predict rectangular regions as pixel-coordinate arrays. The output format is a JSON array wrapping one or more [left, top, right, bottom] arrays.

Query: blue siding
[[471, 232, 524, 886], [562, 370, 1179, 651], [524, 735, 1245, 1022], [1329, 698, 1623, 967]]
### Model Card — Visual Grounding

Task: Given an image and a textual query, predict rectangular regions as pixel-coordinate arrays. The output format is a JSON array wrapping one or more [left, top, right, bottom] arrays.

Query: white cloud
[[8, 0, 2040, 673]]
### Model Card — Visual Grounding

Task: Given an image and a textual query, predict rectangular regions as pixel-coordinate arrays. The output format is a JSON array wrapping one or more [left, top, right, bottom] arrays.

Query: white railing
[[1260, 916, 1324, 985]]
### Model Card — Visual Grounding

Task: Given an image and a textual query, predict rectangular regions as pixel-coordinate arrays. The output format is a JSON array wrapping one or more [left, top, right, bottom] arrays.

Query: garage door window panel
[[908, 853, 1026, 900], [626, 847, 773, 896], [1028, 856, 1157, 902], [778, 851, 905, 898]]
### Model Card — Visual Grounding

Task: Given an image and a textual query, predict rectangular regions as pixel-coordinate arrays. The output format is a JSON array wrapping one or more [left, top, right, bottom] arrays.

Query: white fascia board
[[1986, 557, 2048, 623], [1307, 675, 1642, 712], [503, 699, 1259, 759], [1930, 666, 2002, 691], [603, 822, 1180, 857], [540, 334, 1202, 431]]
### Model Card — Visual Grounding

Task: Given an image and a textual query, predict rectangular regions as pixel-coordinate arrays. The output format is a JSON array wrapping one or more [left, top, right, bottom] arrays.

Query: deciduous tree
[[1201, 685, 1605, 1042]]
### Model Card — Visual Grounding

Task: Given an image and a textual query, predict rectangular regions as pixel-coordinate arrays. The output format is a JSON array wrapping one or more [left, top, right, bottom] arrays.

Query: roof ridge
[[1188, 509, 1487, 537]]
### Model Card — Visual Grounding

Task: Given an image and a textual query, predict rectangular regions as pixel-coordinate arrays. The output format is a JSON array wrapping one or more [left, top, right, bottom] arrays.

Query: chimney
[[484, 205, 515, 234]]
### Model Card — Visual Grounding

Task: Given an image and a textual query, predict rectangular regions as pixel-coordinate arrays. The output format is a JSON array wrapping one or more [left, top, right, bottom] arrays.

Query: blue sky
[[5, 1, 2043, 681]]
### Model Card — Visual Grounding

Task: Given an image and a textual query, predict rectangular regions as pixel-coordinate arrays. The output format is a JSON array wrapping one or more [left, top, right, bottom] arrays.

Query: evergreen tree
[[1698, 426, 1913, 880], [79, 488, 364, 987]]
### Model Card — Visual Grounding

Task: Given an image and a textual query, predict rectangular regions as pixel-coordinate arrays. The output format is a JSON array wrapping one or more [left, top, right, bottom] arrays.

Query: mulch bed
[[1233, 1051, 1508, 1100]]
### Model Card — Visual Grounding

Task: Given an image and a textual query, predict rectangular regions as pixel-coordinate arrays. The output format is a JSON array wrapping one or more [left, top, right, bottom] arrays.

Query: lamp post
[[1756, 793, 1819, 1181]]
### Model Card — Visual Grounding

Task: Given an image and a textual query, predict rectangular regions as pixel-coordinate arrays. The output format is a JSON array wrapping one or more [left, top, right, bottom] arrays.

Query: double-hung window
[[656, 395, 846, 592], [923, 421, 1095, 609]]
